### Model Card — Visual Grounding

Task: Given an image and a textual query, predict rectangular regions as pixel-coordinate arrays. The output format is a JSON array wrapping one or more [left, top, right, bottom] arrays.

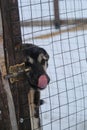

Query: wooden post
[[1, 0, 22, 68], [54, 0, 60, 28], [0, 64, 18, 130], [0, 71, 12, 130], [1, 0, 41, 130], [0, 0, 31, 130]]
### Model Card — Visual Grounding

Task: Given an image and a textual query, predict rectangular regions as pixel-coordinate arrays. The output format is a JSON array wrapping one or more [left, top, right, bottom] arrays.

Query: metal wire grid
[[18, 0, 87, 130]]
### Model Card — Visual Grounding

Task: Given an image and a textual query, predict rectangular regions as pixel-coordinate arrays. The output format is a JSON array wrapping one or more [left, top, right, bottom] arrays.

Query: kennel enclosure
[[0, 0, 87, 130]]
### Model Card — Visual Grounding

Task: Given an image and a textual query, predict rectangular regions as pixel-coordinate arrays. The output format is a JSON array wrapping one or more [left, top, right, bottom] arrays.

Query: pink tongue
[[38, 75, 48, 89]]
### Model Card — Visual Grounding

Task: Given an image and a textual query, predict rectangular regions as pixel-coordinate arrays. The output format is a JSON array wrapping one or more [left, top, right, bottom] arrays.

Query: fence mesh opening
[[13, 0, 87, 129]]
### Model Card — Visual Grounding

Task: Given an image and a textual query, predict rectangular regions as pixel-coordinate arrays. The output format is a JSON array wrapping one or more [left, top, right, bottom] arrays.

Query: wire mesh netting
[[18, 0, 87, 130]]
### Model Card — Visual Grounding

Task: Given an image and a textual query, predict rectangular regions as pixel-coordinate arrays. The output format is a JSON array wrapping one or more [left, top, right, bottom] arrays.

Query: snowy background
[[18, 0, 87, 130]]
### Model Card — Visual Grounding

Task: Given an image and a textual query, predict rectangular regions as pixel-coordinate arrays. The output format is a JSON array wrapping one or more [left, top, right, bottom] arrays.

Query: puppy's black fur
[[22, 44, 50, 109], [22, 44, 50, 90], [22, 44, 49, 62]]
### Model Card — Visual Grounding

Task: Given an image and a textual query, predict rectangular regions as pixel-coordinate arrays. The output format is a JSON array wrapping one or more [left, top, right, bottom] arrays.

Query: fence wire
[[18, 0, 87, 130]]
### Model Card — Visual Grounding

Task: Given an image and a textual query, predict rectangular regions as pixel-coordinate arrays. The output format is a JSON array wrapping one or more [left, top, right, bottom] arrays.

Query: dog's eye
[[41, 59, 45, 65]]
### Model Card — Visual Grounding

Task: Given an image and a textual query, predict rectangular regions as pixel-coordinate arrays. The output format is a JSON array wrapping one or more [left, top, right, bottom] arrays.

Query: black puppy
[[22, 44, 50, 111], [22, 44, 50, 90]]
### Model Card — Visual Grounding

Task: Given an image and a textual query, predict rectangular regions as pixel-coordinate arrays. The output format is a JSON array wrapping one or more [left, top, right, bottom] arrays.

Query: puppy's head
[[25, 60, 50, 90], [23, 44, 50, 90]]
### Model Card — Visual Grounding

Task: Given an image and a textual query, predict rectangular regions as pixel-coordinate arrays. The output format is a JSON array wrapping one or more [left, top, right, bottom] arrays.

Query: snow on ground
[[18, 0, 87, 130]]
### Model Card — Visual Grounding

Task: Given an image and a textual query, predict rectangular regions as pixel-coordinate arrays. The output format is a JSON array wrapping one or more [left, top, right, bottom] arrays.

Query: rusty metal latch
[[4, 63, 31, 83]]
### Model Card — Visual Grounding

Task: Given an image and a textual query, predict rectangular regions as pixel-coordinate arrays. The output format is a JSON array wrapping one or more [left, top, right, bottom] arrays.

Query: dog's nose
[[38, 74, 49, 89]]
